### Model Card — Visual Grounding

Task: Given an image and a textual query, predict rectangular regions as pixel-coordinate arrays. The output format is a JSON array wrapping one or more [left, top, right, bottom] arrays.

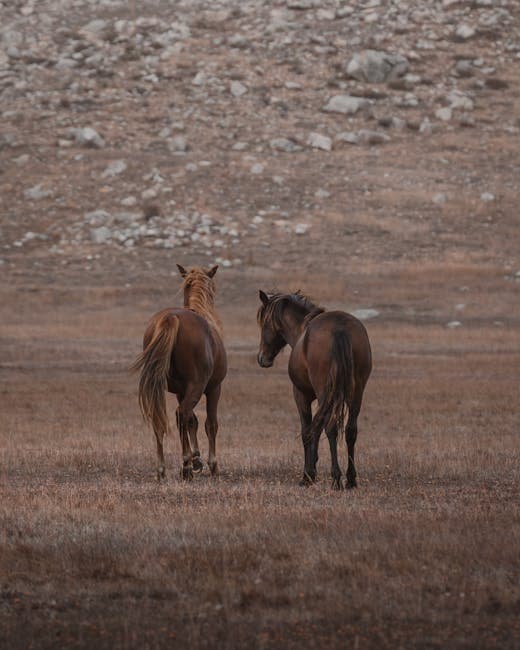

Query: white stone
[[307, 132, 332, 151], [102, 160, 127, 178], [73, 127, 105, 149], [447, 91, 474, 111], [270, 138, 301, 153], [346, 50, 409, 83], [90, 226, 112, 244], [192, 71, 207, 86], [435, 107, 452, 121], [230, 80, 248, 97], [323, 95, 370, 115], [287, 0, 318, 8], [24, 184, 50, 200], [446, 320, 462, 329], [168, 135, 187, 152], [432, 193, 447, 205], [351, 309, 379, 321], [455, 24, 475, 41], [336, 132, 359, 145]]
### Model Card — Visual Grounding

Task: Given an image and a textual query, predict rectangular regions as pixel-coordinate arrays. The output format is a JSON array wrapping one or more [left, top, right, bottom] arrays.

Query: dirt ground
[[1, 1, 520, 648]]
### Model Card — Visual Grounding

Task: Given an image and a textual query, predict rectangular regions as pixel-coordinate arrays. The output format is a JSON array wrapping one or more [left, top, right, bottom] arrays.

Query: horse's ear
[[259, 290, 269, 306], [176, 264, 187, 278], [207, 265, 218, 278]]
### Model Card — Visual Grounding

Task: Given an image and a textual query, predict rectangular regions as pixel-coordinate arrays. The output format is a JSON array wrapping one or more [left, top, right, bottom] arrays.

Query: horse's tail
[[130, 313, 179, 436], [309, 329, 354, 441]]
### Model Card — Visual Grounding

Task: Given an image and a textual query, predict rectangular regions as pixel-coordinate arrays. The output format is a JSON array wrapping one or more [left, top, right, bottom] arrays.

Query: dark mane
[[257, 290, 324, 329]]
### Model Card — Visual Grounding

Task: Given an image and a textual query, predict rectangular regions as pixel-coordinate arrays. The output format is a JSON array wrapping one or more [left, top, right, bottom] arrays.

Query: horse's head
[[177, 264, 218, 306], [256, 290, 287, 368]]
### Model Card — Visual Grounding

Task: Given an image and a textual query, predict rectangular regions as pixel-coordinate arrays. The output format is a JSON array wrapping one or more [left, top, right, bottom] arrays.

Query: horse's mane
[[257, 290, 324, 329], [183, 267, 223, 336]]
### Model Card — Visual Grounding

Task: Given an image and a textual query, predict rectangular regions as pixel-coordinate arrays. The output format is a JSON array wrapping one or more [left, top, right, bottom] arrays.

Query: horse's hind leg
[[205, 385, 221, 477], [178, 386, 203, 481], [326, 424, 342, 490], [345, 394, 363, 488], [188, 414, 204, 473]]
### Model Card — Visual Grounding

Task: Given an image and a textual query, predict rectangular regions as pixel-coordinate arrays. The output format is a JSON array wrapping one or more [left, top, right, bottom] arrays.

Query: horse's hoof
[[192, 457, 204, 474], [331, 479, 343, 491], [209, 462, 219, 477], [346, 479, 358, 489], [157, 468, 166, 481], [299, 473, 316, 487], [181, 467, 193, 481]]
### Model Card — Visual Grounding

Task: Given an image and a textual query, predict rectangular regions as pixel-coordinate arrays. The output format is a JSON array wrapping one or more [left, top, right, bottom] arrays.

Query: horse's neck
[[186, 294, 222, 336], [281, 308, 307, 348]]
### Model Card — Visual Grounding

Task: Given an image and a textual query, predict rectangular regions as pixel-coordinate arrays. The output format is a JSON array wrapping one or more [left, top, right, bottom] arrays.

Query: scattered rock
[[446, 320, 462, 329], [84, 209, 111, 225], [352, 309, 379, 321], [336, 132, 360, 145], [432, 193, 447, 205], [168, 135, 188, 152], [294, 223, 311, 235], [270, 137, 301, 153], [71, 127, 105, 149], [455, 60, 473, 78], [435, 107, 452, 121], [446, 90, 474, 111], [455, 24, 475, 41], [230, 80, 248, 97], [24, 184, 50, 200], [346, 50, 409, 84], [90, 226, 112, 244], [101, 160, 127, 178], [307, 132, 332, 151], [287, 0, 318, 9], [323, 95, 370, 116]]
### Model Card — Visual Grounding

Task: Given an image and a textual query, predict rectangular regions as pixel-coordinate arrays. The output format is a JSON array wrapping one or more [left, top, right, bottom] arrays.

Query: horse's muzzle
[[257, 353, 273, 368]]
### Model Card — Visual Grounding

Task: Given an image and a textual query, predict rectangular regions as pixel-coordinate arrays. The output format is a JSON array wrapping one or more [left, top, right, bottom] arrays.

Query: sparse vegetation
[[1, 288, 519, 648]]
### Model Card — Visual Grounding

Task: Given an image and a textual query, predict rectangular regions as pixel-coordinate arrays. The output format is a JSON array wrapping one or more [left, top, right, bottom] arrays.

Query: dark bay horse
[[132, 265, 227, 480], [257, 291, 372, 489]]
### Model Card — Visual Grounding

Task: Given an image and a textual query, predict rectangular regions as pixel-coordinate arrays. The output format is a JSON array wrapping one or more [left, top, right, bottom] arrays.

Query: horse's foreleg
[[205, 385, 221, 476], [293, 386, 315, 486]]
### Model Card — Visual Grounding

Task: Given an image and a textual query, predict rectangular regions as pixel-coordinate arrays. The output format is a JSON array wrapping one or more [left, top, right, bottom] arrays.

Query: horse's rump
[[305, 318, 355, 441]]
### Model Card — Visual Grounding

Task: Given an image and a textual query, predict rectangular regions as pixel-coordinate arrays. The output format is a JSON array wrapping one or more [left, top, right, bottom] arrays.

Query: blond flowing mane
[[182, 267, 223, 336]]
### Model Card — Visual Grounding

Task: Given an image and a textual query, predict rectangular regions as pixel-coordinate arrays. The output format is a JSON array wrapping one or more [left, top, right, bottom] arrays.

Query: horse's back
[[145, 307, 226, 392], [299, 310, 372, 391], [307, 310, 372, 374]]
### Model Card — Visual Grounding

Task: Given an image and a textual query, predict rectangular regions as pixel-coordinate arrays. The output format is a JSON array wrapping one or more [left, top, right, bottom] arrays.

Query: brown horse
[[132, 265, 227, 480], [257, 290, 372, 489]]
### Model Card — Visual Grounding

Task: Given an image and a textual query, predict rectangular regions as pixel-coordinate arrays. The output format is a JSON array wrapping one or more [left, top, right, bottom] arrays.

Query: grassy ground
[[1, 288, 519, 648]]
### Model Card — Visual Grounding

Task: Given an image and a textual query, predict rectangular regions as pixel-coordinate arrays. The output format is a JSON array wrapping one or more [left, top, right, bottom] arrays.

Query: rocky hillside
[[1, 0, 519, 280]]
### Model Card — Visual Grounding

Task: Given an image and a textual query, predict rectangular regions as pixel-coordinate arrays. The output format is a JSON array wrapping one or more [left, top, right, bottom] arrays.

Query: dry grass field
[[2, 1, 520, 646], [1, 271, 519, 649]]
